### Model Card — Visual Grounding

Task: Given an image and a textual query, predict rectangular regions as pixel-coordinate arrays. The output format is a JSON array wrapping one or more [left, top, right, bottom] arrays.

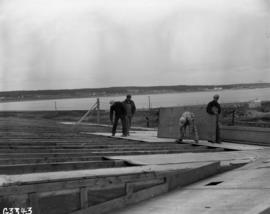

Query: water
[[0, 88, 270, 111]]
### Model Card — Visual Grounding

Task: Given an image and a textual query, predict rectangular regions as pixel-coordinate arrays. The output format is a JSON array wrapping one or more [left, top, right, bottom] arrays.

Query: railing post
[[97, 98, 100, 124], [232, 110, 235, 126]]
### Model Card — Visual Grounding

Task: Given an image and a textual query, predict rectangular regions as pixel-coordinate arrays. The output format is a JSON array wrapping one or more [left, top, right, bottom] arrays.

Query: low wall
[[221, 125, 270, 145], [0, 162, 220, 214]]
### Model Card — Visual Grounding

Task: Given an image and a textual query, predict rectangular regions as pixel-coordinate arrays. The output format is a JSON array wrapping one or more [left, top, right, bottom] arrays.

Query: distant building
[[214, 87, 223, 91], [248, 98, 262, 109]]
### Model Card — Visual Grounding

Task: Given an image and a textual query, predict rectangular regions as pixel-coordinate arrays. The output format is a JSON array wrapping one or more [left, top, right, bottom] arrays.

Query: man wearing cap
[[123, 94, 136, 135], [207, 94, 221, 115], [109, 100, 128, 137], [175, 111, 199, 143], [206, 94, 221, 143]]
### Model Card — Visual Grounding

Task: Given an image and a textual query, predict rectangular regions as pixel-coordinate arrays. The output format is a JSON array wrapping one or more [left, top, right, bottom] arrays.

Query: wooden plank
[[0, 172, 159, 196], [0, 160, 128, 174], [108, 152, 254, 166], [0, 145, 191, 151], [0, 147, 216, 153], [80, 187, 88, 209], [0, 162, 217, 195], [0, 156, 103, 165], [0, 153, 102, 158], [0, 149, 218, 158], [0, 145, 179, 149], [90, 149, 221, 155], [0, 145, 204, 150]]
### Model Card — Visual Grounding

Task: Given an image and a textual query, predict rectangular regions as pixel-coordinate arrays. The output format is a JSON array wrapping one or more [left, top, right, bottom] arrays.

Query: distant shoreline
[[0, 83, 270, 103], [0, 87, 249, 103]]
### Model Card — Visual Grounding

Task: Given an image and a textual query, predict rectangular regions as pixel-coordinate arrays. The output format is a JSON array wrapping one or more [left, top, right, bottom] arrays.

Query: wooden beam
[[80, 187, 88, 209], [0, 160, 129, 174], [221, 125, 270, 145], [29, 193, 40, 214], [125, 183, 134, 197], [0, 173, 159, 196]]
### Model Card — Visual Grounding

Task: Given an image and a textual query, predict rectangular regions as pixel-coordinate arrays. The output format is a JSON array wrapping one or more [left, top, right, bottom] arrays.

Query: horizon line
[[1, 82, 270, 93]]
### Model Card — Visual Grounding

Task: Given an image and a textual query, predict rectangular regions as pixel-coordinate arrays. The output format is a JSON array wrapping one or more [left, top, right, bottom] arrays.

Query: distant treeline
[[0, 83, 270, 102]]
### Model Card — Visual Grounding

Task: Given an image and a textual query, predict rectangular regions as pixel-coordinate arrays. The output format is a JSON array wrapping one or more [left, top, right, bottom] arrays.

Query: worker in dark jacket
[[206, 94, 221, 143], [110, 100, 127, 136], [123, 94, 136, 135], [207, 94, 221, 115]]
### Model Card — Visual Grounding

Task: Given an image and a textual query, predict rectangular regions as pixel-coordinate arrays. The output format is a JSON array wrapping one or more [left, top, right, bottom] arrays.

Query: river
[[0, 88, 270, 111]]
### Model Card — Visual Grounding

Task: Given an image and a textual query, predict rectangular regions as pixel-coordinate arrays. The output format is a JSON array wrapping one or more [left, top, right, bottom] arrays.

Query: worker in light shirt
[[175, 111, 199, 144]]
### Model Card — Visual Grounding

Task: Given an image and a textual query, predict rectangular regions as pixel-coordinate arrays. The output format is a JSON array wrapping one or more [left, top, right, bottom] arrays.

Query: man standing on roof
[[206, 94, 221, 143], [175, 111, 199, 144], [123, 94, 136, 135], [110, 100, 127, 137]]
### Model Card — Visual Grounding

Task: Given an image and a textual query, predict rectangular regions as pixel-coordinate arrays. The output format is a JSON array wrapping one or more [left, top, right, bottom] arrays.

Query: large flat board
[[158, 105, 217, 141]]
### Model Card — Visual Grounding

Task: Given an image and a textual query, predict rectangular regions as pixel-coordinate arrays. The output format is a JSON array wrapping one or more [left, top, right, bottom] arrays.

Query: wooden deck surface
[[1, 116, 268, 214], [0, 117, 229, 174]]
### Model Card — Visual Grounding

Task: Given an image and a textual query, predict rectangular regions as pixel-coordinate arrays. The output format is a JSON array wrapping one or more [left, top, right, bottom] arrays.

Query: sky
[[0, 0, 270, 91]]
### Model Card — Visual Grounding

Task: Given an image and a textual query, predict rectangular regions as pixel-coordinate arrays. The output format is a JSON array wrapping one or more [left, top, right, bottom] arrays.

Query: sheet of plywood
[[158, 105, 217, 141], [108, 151, 257, 166]]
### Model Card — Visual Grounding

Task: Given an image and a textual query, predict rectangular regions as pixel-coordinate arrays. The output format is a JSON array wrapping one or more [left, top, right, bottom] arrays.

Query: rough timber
[[0, 117, 269, 214]]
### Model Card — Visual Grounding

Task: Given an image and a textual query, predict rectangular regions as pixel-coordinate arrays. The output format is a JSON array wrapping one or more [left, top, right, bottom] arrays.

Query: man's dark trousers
[[112, 115, 127, 136]]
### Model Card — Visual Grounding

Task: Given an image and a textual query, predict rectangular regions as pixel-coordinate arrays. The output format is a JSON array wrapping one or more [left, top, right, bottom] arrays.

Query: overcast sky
[[0, 0, 270, 91]]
